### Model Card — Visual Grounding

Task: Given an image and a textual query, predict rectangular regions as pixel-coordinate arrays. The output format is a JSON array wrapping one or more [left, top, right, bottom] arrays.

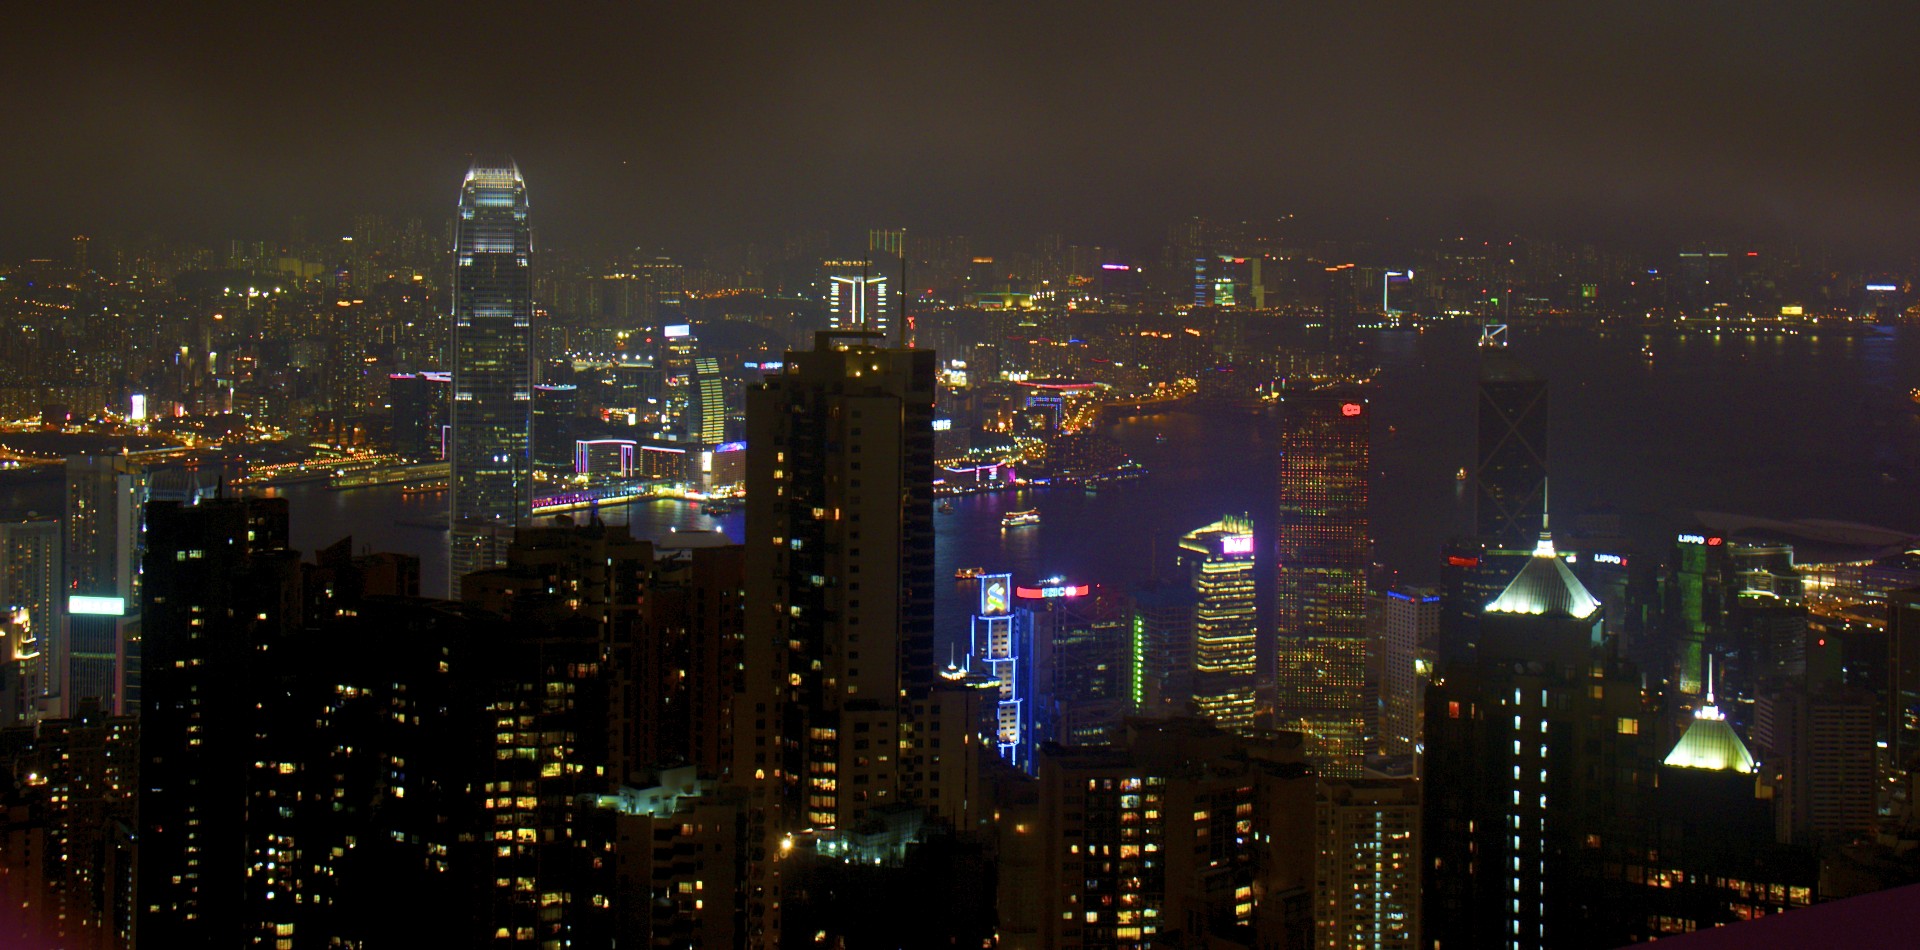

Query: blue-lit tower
[[449, 159, 534, 588], [971, 573, 1035, 772]]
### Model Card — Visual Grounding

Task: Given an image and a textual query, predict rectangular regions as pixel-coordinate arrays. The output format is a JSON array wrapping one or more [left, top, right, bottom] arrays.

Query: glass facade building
[[1273, 390, 1371, 777], [449, 160, 534, 587]]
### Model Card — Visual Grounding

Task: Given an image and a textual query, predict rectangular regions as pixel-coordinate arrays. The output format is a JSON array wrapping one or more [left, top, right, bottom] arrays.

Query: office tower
[[1273, 391, 1371, 777], [0, 517, 61, 721], [1380, 586, 1440, 756], [733, 331, 935, 943], [1034, 719, 1316, 949], [387, 371, 450, 460], [1422, 517, 1657, 950], [449, 159, 535, 587], [1888, 586, 1920, 774], [1027, 584, 1129, 748], [63, 454, 147, 716], [1316, 779, 1420, 950], [531, 382, 578, 475], [825, 260, 892, 336], [1643, 688, 1817, 936], [1475, 348, 1548, 549], [1179, 515, 1259, 733], [1127, 580, 1197, 716], [690, 355, 727, 446], [1754, 683, 1878, 845], [138, 496, 298, 945], [970, 574, 1035, 771]]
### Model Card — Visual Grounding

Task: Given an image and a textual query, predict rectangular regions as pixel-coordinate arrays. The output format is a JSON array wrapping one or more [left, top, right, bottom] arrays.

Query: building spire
[[1533, 478, 1556, 558]]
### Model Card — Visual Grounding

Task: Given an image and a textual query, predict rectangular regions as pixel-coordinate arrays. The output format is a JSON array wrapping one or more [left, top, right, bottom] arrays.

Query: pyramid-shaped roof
[[1484, 536, 1601, 620], [1663, 710, 1757, 774]]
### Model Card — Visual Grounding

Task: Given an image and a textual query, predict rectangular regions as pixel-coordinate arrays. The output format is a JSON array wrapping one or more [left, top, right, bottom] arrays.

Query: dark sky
[[8, 1, 1919, 257]]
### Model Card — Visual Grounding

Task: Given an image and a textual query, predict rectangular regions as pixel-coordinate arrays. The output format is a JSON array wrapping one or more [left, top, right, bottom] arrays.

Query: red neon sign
[[1016, 584, 1089, 599], [1706, 537, 1723, 546], [1341, 403, 1362, 417], [1447, 556, 1479, 568]]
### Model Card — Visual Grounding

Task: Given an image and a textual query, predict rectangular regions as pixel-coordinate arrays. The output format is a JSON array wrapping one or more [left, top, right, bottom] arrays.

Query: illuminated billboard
[[68, 595, 126, 617], [664, 324, 692, 338], [1016, 583, 1089, 599], [980, 574, 1011, 616], [1220, 534, 1254, 555]]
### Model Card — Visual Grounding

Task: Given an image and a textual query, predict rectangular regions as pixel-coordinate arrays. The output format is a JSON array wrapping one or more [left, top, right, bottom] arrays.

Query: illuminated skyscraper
[[970, 573, 1031, 771], [732, 331, 936, 943], [1422, 516, 1657, 949], [0, 517, 61, 722], [1179, 515, 1259, 733], [1272, 391, 1370, 777], [1381, 586, 1440, 756], [825, 260, 891, 336], [1316, 779, 1420, 950], [690, 356, 727, 446], [449, 159, 534, 588], [63, 454, 147, 716]]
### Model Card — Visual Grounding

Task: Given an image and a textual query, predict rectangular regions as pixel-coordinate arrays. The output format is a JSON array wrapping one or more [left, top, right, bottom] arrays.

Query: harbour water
[[236, 324, 1920, 644]]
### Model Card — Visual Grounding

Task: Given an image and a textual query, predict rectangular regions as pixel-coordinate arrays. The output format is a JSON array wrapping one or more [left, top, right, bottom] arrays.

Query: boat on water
[[1153, 432, 1168, 443], [1641, 344, 1655, 360], [953, 566, 985, 580], [702, 500, 737, 515], [1001, 509, 1041, 528], [1455, 467, 1467, 481], [939, 501, 955, 513]]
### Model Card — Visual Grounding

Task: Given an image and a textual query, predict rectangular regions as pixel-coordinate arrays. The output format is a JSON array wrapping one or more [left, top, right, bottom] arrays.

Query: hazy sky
[[7, 1, 1918, 256]]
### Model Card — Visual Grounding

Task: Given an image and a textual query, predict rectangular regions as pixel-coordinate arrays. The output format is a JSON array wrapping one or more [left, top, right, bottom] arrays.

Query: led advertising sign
[[1341, 403, 1363, 417], [980, 574, 1011, 616], [68, 595, 126, 617], [664, 324, 691, 338], [1677, 533, 1706, 545], [1016, 583, 1090, 599], [1220, 534, 1255, 555]]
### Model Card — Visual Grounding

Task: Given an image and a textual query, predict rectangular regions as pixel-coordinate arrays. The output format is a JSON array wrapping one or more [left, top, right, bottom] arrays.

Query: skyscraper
[[449, 159, 534, 587], [1380, 586, 1440, 757], [825, 260, 892, 337], [1180, 514, 1259, 734], [0, 517, 61, 722], [63, 454, 147, 716], [1272, 391, 1371, 777], [1476, 347, 1548, 549], [1422, 516, 1656, 949], [732, 330, 935, 943]]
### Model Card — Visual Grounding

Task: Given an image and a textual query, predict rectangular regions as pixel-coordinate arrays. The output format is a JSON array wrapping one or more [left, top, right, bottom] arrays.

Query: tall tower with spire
[[1423, 496, 1660, 949], [448, 159, 534, 589]]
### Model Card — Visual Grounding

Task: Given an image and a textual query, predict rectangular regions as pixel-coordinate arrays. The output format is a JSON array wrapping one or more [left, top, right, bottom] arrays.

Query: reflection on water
[[237, 324, 1920, 647]]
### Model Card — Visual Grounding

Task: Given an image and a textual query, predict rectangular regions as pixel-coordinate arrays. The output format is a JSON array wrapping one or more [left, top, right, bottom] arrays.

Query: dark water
[[251, 324, 1920, 647]]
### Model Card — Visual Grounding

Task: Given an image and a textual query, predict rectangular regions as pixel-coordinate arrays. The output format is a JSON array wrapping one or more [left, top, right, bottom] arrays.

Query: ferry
[[1001, 509, 1041, 528], [702, 500, 737, 516], [953, 566, 986, 580]]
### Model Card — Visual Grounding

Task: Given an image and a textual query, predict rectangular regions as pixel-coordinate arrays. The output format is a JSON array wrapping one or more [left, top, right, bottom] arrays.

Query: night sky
[[7, 1, 1918, 255]]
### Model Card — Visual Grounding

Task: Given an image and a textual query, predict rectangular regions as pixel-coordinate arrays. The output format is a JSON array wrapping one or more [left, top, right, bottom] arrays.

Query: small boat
[[953, 566, 985, 580], [1153, 433, 1168, 443], [1641, 344, 1655, 360], [1084, 484, 1099, 496], [1455, 467, 1467, 481], [1001, 509, 1041, 528], [939, 501, 955, 513], [702, 500, 736, 515]]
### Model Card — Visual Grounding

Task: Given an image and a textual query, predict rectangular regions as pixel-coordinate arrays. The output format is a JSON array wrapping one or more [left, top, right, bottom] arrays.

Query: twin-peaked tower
[[449, 159, 535, 586]]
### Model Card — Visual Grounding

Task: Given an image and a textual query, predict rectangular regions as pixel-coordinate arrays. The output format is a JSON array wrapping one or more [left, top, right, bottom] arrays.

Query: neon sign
[[1677, 533, 1706, 545], [980, 575, 1011, 616], [1016, 583, 1089, 599], [1341, 403, 1362, 417], [1221, 534, 1254, 555], [1593, 553, 1626, 565]]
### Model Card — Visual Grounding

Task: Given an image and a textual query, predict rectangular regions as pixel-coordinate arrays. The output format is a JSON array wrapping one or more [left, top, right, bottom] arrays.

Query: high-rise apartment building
[[63, 454, 147, 716], [0, 517, 61, 722], [1273, 391, 1370, 777], [1179, 515, 1258, 733], [138, 496, 297, 945], [449, 159, 535, 587], [1754, 683, 1878, 845], [1033, 719, 1316, 949], [1380, 586, 1440, 756], [1316, 779, 1420, 950], [732, 331, 936, 943]]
